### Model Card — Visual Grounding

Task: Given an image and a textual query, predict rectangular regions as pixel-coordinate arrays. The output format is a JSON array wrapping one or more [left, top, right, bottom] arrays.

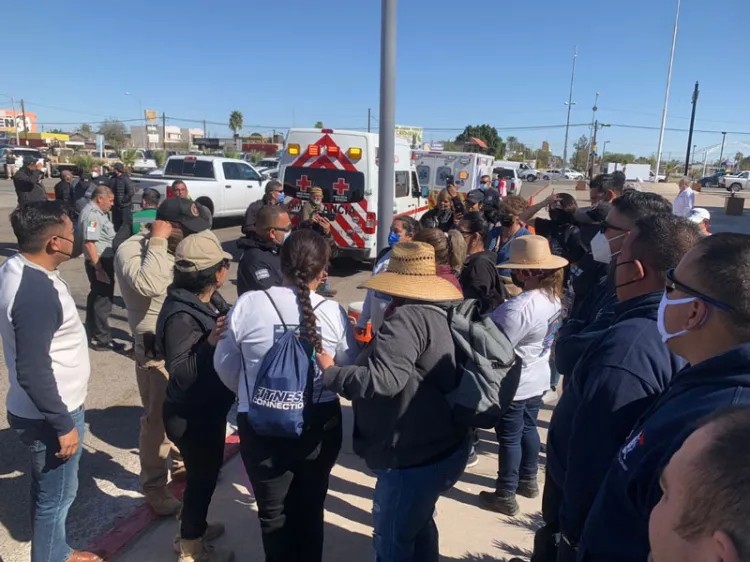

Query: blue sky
[[4, 0, 750, 161]]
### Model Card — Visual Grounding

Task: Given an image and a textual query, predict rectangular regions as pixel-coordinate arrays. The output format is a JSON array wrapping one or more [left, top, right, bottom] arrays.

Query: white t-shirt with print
[[214, 286, 358, 411], [491, 289, 563, 401]]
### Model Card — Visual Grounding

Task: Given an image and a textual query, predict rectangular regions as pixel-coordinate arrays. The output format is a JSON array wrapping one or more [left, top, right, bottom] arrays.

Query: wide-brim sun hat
[[498, 235, 569, 270], [359, 241, 463, 302]]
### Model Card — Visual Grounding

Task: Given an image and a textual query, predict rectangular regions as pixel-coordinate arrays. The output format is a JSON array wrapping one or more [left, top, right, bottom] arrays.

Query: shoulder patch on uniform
[[87, 220, 98, 232], [254, 268, 270, 281]]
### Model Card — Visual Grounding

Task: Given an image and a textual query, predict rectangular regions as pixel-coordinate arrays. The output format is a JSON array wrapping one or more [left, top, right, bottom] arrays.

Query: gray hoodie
[[323, 303, 468, 470]]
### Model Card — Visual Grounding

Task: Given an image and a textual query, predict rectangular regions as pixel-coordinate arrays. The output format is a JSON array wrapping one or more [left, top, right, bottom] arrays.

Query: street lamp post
[[561, 46, 578, 178], [718, 132, 727, 169], [377, 0, 397, 253], [585, 92, 599, 178], [655, 0, 681, 185], [125, 91, 146, 148]]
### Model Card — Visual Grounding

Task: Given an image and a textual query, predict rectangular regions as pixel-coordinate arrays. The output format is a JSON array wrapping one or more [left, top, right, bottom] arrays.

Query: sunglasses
[[665, 268, 734, 312]]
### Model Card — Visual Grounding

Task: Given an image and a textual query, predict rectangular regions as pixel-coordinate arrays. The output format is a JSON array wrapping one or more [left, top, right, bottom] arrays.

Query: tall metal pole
[[718, 132, 727, 169], [10, 96, 19, 144], [368, 108, 372, 133], [655, 0, 681, 183], [377, 0, 397, 253], [561, 46, 577, 177], [162, 112, 167, 150], [684, 81, 699, 175], [585, 92, 599, 178], [702, 151, 708, 177], [20, 99, 28, 145]]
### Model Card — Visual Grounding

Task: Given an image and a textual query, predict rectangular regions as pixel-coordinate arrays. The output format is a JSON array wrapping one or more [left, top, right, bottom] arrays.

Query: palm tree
[[314, 121, 324, 129], [229, 111, 244, 138], [506, 136, 518, 153]]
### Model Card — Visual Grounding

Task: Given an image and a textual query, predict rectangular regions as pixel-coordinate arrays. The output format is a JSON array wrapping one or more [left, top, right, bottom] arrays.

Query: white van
[[414, 150, 495, 207], [280, 128, 425, 260]]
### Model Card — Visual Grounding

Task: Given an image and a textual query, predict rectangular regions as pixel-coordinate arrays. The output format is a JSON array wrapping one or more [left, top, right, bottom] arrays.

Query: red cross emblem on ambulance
[[296, 175, 312, 192], [333, 178, 350, 197]]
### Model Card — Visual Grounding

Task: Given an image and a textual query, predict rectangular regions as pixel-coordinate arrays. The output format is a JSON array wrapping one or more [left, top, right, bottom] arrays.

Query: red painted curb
[[84, 432, 241, 560]]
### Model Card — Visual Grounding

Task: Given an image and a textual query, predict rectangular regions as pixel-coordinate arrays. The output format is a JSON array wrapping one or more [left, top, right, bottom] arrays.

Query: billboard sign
[[394, 125, 423, 147], [0, 110, 37, 133], [145, 110, 158, 124]]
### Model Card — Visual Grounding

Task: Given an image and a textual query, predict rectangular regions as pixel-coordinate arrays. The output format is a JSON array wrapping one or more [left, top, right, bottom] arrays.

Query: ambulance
[[280, 128, 427, 260], [414, 150, 495, 208]]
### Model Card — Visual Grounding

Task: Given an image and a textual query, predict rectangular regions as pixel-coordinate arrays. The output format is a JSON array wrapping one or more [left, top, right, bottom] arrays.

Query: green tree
[[121, 149, 139, 171], [76, 123, 93, 138], [741, 156, 750, 169], [48, 128, 65, 134], [602, 152, 636, 165], [571, 135, 589, 171], [506, 136, 519, 153], [229, 111, 244, 138], [635, 155, 656, 167], [536, 150, 552, 168], [98, 119, 128, 151], [455, 125, 504, 158], [314, 121, 324, 129], [152, 150, 168, 168]]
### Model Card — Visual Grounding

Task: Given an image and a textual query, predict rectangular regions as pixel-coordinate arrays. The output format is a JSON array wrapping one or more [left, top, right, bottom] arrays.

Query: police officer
[[236, 204, 291, 295], [109, 162, 135, 247], [13, 156, 47, 206], [79, 186, 126, 352]]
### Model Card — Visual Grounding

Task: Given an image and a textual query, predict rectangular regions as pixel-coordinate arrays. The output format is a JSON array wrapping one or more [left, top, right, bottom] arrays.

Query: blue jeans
[[549, 355, 560, 390], [495, 395, 543, 494], [372, 440, 470, 562], [10, 407, 85, 562]]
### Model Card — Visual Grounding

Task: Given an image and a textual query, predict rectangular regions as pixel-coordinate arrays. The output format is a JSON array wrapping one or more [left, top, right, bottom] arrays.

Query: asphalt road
[[0, 177, 549, 560]]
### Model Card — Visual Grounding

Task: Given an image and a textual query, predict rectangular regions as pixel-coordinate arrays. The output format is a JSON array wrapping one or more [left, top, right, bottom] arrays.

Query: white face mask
[[591, 231, 627, 264], [656, 291, 698, 343]]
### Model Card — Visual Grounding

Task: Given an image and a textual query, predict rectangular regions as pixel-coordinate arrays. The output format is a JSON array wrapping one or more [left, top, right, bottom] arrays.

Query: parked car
[[720, 171, 750, 192], [494, 168, 522, 195], [131, 149, 158, 174], [649, 170, 667, 183], [698, 172, 722, 187], [131, 155, 268, 218]]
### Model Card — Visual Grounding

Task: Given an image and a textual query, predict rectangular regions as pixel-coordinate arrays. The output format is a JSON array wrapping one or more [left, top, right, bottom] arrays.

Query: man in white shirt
[[0, 202, 101, 562], [673, 177, 695, 218]]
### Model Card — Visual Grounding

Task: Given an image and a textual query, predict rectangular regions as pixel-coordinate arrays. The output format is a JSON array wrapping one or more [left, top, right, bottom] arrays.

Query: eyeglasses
[[271, 225, 292, 232], [599, 220, 629, 234], [665, 268, 734, 312]]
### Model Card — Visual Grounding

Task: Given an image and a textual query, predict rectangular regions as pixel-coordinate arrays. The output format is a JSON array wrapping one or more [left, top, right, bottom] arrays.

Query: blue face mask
[[283, 230, 291, 243], [479, 183, 488, 191], [277, 192, 285, 204], [388, 232, 400, 247]]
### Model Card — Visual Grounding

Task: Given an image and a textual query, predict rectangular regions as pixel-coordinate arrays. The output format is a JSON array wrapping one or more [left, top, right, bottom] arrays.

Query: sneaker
[[478, 490, 520, 516], [517, 478, 540, 499], [465, 449, 479, 469], [174, 522, 225, 553], [178, 538, 233, 562], [89, 340, 128, 353]]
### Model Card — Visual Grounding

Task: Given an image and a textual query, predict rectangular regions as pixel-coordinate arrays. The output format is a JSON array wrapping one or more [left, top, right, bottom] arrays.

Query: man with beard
[[114, 198, 210, 516], [534, 214, 701, 562]]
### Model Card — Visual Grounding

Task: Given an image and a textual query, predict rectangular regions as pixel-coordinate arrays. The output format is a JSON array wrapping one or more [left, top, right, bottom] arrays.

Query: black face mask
[[500, 215, 514, 228], [608, 259, 644, 291], [549, 209, 571, 223]]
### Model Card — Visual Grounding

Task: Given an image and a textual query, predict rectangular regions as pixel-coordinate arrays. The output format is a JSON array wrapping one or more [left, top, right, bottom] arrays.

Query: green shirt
[[78, 202, 116, 261], [132, 209, 157, 235]]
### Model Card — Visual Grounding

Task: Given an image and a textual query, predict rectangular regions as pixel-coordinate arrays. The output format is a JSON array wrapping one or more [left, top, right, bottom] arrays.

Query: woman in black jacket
[[156, 230, 236, 562], [420, 188, 458, 232], [458, 211, 509, 315]]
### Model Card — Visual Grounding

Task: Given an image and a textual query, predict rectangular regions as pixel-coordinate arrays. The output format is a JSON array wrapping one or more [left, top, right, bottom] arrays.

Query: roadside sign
[[145, 110, 158, 124], [430, 141, 444, 151], [96, 134, 105, 156]]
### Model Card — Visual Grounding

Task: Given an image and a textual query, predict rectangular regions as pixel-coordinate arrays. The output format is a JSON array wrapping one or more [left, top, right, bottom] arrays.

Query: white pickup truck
[[720, 170, 750, 192], [132, 155, 269, 218]]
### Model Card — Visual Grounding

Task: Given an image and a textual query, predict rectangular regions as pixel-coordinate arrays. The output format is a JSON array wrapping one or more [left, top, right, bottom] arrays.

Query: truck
[[130, 149, 158, 174], [494, 160, 540, 181], [132, 155, 269, 218], [720, 170, 750, 192], [280, 128, 425, 260], [414, 150, 495, 209], [604, 162, 656, 182]]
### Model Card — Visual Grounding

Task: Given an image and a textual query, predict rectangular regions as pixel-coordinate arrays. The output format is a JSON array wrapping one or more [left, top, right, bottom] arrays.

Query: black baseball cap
[[465, 189, 484, 206], [114, 163, 125, 171], [156, 198, 210, 234]]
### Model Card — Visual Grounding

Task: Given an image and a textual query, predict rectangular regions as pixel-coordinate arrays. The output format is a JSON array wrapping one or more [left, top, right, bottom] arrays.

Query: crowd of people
[[1, 165, 750, 562]]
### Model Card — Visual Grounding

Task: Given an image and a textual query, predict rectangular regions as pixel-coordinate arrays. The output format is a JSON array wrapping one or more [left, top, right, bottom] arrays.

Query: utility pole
[[20, 99, 28, 145], [368, 108, 372, 133], [655, 0, 681, 185], [10, 95, 19, 144], [562, 46, 578, 177], [377, 0, 397, 253], [590, 120, 599, 177], [585, 92, 599, 178], [162, 112, 167, 150], [718, 132, 727, 169], [684, 81, 699, 175], [203, 119, 207, 139]]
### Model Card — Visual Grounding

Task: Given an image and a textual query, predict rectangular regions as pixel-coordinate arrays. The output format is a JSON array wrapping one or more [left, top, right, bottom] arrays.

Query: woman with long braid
[[215, 229, 357, 562]]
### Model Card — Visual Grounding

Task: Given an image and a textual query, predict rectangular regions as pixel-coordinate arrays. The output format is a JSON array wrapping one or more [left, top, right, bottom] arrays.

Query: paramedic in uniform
[[78, 186, 125, 352]]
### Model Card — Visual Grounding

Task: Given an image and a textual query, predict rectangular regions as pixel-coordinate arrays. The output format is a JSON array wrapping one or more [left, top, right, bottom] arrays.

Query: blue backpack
[[244, 292, 324, 438]]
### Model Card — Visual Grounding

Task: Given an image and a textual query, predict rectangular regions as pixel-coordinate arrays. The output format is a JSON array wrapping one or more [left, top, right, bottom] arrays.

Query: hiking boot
[[517, 478, 540, 499], [179, 538, 234, 562], [145, 489, 181, 516], [479, 490, 520, 516], [174, 522, 226, 553]]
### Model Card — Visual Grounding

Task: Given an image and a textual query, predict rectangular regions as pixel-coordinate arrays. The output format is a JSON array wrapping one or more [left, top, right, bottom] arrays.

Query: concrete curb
[[84, 433, 241, 560]]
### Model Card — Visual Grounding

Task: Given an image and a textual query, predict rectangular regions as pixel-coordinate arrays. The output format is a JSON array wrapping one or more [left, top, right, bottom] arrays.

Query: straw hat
[[359, 242, 463, 302], [497, 235, 569, 270]]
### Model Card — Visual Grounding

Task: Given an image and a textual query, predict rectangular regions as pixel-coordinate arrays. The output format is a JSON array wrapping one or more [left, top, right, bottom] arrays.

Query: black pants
[[84, 257, 115, 344], [238, 401, 342, 562], [167, 415, 226, 540], [531, 470, 563, 562]]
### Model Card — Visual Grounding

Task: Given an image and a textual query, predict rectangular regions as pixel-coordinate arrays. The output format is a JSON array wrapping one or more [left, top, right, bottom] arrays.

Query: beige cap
[[174, 230, 233, 272]]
